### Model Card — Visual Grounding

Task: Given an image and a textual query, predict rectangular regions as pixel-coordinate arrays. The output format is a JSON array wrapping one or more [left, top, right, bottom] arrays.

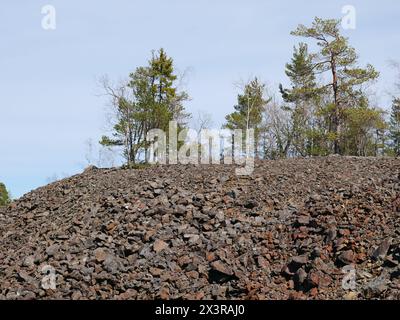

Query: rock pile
[[0, 156, 399, 299]]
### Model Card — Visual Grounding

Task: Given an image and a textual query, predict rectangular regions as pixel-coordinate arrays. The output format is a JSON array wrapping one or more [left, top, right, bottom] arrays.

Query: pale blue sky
[[1, 0, 399, 198]]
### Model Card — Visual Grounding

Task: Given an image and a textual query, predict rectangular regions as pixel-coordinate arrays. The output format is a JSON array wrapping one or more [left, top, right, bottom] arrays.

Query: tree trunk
[[331, 57, 340, 154]]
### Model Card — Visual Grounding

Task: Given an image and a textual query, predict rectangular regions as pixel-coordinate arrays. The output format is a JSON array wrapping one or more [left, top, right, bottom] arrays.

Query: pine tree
[[389, 98, 400, 156], [100, 48, 189, 165], [0, 183, 10, 206], [341, 97, 386, 156], [291, 17, 379, 154], [280, 43, 317, 103], [279, 43, 322, 156], [129, 48, 189, 134]]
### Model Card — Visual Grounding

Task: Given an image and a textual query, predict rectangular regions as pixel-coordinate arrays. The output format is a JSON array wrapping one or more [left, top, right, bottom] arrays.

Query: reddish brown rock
[[153, 239, 168, 253], [337, 250, 355, 266]]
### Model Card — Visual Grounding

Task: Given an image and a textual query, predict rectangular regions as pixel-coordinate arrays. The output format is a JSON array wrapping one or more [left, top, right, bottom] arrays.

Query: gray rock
[[294, 268, 307, 285], [372, 238, 392, 260], [46, 244, 59, 257], [22, 256, 35, 268]]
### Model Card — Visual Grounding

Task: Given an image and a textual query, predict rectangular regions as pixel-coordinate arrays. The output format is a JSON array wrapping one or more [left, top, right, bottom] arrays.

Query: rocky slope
[[0, 156, 399, 300]]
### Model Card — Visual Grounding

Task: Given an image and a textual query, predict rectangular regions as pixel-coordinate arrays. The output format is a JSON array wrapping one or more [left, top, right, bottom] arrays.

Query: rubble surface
[[0, 156, 399, 300]]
